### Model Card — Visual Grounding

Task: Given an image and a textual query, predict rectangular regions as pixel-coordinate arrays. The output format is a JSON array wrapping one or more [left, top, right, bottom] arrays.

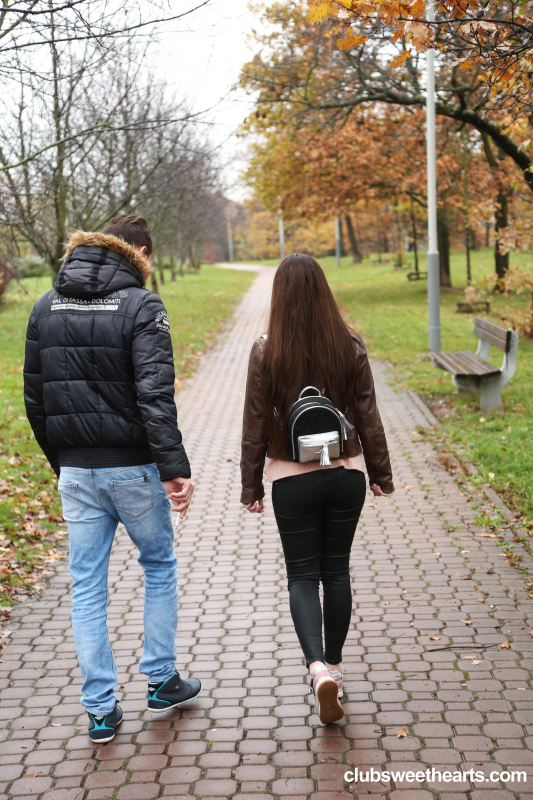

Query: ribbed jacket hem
[[58, 447, 154, 470]]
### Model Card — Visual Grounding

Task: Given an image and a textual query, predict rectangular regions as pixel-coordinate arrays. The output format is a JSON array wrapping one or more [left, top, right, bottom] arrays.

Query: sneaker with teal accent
[[147, 672, 201, 712], [87, 701, 123, 743]]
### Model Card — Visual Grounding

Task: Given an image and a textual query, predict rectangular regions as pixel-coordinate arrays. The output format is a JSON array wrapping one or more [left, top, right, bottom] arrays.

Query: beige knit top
[[265, 454, 366, 483]]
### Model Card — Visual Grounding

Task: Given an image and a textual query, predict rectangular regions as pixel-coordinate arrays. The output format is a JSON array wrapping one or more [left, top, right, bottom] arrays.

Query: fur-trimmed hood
[[63, 230, 153, 284], [55, 230, 153, 299]]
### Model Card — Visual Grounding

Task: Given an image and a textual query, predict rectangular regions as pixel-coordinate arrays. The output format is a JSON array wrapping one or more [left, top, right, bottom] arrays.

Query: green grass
[[0, 264, 254, 606], [312, 247, 533, 526]]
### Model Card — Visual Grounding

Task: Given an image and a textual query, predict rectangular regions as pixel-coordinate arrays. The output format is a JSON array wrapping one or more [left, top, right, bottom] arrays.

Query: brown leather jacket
[[240, 332, 395, 504]]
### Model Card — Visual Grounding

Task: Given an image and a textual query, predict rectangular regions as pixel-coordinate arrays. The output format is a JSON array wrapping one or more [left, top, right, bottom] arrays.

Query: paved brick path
[[2, 267, 533, 800]]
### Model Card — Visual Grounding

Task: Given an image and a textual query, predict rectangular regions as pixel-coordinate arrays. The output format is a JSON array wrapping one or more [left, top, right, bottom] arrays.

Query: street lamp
[[426, 0, 441, 352]]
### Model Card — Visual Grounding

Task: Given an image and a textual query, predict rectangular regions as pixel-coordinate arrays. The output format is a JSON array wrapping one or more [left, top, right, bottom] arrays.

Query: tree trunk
[[169, 245, 176, 282], [339, 217, 346, 258], [410, 206, 419, 276], [437, 207, 452, 287], [345, 215, 362, 263], [151, 272, 159, 294], [188, 243, 201, 271], [157, 251, 165, 285], [494, 189, 510, 288], [394, 205, 403, 270], [465, 225, 472, 285]]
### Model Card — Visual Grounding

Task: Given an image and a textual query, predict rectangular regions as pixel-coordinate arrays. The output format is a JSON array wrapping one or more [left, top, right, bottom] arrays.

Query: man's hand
[[164, 477, 194, 519], [243, 499, 264, 514]]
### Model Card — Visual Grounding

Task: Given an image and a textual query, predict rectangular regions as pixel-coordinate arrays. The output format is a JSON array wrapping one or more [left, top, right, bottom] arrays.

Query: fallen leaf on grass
[[396, 727, 408, 739], [429, 636, 441, 641], [499, 641, 511, 649], [461, 620, 473, 625]]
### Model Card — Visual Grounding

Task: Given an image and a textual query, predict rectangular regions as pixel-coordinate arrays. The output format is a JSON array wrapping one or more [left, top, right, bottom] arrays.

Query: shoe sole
[[316, 678, 344, 725], [90, 733, 116, 744], [147, 686, 201, 713], [90, 712, 122, 744]]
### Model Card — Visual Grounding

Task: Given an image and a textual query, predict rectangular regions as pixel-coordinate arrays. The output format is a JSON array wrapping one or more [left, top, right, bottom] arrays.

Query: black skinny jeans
[[271, 467, 366, 667]]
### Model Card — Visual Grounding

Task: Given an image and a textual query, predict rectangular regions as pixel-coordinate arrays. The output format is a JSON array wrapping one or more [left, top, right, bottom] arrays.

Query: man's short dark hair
[[102, 215, 153, 256]]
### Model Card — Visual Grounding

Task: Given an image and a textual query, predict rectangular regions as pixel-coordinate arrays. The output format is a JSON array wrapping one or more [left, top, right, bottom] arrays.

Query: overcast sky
[[154, 0, 262, 200]]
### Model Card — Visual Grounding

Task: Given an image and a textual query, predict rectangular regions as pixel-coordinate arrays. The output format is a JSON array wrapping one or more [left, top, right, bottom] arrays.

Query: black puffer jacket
[[23, 231, 190, 481]]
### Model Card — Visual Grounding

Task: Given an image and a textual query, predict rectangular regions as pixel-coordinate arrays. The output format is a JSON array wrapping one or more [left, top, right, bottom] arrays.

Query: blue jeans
[[58, 464, 178, 715]]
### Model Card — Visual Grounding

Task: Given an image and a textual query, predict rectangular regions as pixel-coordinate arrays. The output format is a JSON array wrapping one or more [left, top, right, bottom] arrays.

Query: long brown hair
[[262, 253, 358, 452]]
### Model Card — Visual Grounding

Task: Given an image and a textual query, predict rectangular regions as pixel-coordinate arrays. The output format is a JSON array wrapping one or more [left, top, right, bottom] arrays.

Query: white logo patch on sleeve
[[155, 310, 171, 333]]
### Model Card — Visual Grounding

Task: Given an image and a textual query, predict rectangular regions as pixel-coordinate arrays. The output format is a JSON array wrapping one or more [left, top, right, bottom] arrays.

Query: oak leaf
[[390, 51, 410, 68]]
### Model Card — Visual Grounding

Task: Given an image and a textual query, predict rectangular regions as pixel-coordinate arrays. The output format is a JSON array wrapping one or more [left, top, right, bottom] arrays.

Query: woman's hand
[[243, 499, 264, 513], [371, 484, 388, 498]]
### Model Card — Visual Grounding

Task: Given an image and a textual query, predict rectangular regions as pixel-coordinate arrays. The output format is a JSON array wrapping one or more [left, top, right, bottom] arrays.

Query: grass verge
[[0, 265, 254, 610]]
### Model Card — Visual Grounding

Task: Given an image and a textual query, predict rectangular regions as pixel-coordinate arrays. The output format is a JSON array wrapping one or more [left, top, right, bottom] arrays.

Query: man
[[24, 215, 200, 743]]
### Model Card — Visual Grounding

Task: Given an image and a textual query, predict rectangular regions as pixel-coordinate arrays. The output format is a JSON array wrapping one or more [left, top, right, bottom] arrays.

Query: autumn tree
[[306, 0, 533, 121], [241, 3, 532, 196], [242, 87, 500, 285]]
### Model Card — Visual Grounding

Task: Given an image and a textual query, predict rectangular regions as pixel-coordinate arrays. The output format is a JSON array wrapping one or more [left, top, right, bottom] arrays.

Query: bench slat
[[474, 317, 511, 352], [431, 351, 476, 374], [430, 350, 500, 377], [455, 350, 500, 375]]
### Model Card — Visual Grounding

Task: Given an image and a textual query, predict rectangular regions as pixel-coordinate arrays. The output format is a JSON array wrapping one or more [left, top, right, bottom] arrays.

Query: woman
[[240, 254, 394, 725]]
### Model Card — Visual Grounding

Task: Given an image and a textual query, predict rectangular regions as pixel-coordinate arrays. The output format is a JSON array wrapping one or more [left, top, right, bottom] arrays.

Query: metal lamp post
[[226, 211, 234, 263], [426, 1, 441, 352]]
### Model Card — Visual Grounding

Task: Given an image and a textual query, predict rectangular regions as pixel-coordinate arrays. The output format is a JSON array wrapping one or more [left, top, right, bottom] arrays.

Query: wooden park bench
[[430, 317, 519, 414]]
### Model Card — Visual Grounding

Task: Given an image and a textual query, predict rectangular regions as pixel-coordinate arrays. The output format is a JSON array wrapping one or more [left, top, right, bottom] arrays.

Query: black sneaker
[[87, 702, 123, 743], [147, 672, 201, 712]]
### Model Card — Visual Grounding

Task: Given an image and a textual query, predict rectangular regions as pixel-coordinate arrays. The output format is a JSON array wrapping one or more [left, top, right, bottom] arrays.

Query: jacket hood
[[54, 230, 153, 299]]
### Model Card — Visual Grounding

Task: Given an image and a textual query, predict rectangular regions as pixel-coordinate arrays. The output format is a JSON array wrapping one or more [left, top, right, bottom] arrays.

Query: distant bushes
[[18, 256, 49, 278]]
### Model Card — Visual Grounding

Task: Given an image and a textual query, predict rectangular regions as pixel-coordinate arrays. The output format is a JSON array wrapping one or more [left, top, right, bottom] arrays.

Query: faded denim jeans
[[58, 464, 178, 715]]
